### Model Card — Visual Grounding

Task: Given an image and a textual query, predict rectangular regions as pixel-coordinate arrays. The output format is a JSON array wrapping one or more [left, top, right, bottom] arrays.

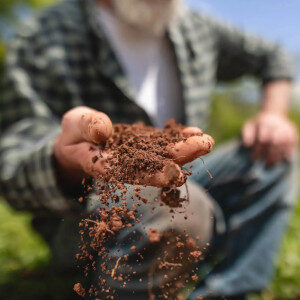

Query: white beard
[[112, 0, 183, 36]]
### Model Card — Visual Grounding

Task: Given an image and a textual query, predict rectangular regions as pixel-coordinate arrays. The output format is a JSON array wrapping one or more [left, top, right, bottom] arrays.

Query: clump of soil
[[148, 228, 162, 243], [74, 120, 212, 299], [73, 283, 85, 297], [161, 187, 187, 207], [97, 119, 197, 186]]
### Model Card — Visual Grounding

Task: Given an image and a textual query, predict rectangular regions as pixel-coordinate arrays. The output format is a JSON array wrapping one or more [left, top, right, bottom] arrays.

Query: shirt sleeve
[[206, 16, 293, 83], [0, 21, 82, 215]]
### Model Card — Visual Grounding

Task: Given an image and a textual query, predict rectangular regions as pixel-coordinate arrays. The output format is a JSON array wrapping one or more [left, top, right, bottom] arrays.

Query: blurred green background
[[0, 1, 299, 299]]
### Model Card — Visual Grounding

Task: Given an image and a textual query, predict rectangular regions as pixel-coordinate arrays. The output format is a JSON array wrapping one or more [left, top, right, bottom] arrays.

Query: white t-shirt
[[97, 5, 183, 128]]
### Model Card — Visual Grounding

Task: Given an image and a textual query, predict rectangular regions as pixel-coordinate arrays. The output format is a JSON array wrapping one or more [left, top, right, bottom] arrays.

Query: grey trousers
[[34, 140, 297, 299]]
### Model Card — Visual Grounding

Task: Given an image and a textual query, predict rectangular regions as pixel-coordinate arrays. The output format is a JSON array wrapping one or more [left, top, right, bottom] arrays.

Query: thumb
[[61, 106, 113, 144]]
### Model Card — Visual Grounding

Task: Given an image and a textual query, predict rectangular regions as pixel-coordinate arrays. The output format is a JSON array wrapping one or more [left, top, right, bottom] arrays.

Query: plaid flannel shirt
[[0, 0, 292, 215]]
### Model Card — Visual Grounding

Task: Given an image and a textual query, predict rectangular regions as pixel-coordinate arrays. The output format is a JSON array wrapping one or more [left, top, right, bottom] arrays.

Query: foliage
[[265, 200, 300, 299], [0, 201, 50, 285], [0, 42, 5, 64], [0, 0, 57, 14], [208, 92, 257, 143]]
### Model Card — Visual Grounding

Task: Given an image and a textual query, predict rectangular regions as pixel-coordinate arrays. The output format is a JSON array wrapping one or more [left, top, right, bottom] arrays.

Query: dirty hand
[[242, 112, 298, 166], [54, 106, 214, 187]]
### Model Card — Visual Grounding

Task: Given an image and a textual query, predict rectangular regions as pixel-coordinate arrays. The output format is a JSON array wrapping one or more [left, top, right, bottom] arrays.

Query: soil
[[74, 120, 212, 299], [97, 119, 197, 186]]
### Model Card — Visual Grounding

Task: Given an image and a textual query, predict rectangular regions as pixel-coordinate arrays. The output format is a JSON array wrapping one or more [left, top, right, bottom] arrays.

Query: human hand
[[54, 106, 113, 187], [242, 112, 298, 166], [54, 107, 214, 187]]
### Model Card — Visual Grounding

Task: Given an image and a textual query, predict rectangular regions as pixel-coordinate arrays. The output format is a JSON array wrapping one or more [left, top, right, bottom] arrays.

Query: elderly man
[[0, 0, 298, 299]]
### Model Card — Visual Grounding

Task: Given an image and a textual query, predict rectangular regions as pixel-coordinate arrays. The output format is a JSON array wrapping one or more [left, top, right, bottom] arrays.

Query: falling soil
[[74, 120, 212, 299]]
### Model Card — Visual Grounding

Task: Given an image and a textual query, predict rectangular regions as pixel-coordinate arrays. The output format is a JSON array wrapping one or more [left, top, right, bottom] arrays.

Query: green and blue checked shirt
[[0, 0, 293, 215]]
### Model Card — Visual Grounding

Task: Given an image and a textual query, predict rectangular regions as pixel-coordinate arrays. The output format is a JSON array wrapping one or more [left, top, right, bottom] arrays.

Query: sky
[[187, 0, 300, 54]]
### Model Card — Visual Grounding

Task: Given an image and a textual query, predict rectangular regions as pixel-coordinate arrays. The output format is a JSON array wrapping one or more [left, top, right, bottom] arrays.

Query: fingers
[[244, 115, 298, 166], [182, 127, 203, 136], [264, 125, 297, 166], [61, 141, 109, 177], [134, 162, 185, 187], [168, 133, 215, 165], [265, 145, 281, 166], [146, 127, 214, 184], [251, 124, 268, 161], [61, 106, 113, 145], [242, 121, 256, 147], [251, 124, 282, 165]]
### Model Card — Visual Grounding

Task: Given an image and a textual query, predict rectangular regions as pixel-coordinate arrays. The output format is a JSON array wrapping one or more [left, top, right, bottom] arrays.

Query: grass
[[263, 199, 300, 299], [0, 201, 50, 285], [0, 95, 299, 299]]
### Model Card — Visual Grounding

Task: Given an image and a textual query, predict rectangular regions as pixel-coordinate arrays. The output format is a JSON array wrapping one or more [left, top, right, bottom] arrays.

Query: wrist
[[259, 109, 287, 118], [259, 105, 288, 117], [261, 80, 291, 116]]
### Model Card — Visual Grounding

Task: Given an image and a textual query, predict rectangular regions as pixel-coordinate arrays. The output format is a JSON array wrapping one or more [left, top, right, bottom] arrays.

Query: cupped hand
[[54, 107, 215, 187], [242, 112, 298, 166], [54, 106, 113, 187]]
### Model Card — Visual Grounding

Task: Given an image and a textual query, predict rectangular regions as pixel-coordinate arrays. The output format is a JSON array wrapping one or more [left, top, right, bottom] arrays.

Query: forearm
[[261, 80, 292, 116]]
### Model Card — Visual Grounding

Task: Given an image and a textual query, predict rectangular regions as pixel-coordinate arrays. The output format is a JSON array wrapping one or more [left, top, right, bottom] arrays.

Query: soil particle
[[148, 228, 162, 243], [74, 120, 213, 299], [191, 274, 199, 282], [73, 283, 85, 297]]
